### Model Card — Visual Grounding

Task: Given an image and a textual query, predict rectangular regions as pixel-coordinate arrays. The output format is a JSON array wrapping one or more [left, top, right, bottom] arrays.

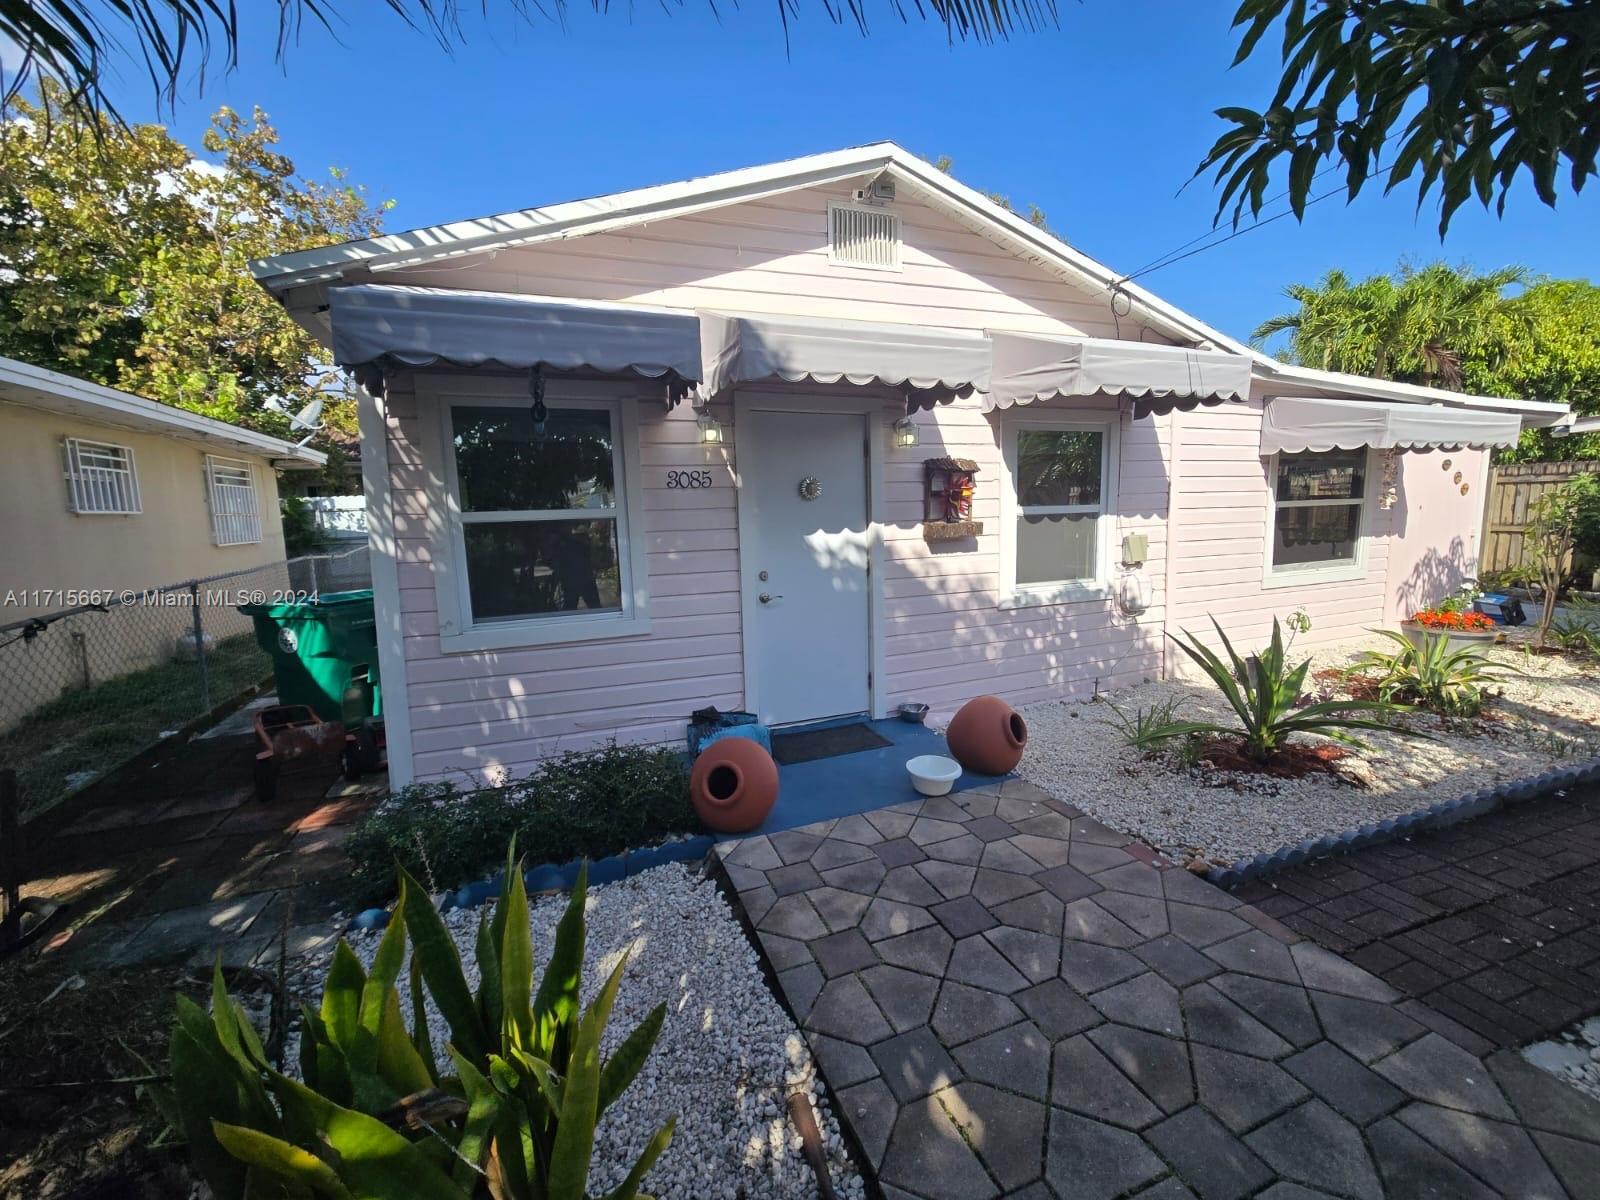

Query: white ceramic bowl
[[907, 754, 962, 797]]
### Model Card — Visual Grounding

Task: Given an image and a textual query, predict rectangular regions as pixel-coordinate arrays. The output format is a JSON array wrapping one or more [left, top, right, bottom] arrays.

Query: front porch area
[[740, 715, 1012, 839]]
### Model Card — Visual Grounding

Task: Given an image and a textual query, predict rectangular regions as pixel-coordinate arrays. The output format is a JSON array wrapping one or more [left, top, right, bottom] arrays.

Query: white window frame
[[63, 437, 141, 515], [422, 376, 652, 653], [999, 412, 1121, 608], [1262, 447, 1375, 588], [205, 455, 262, 545]]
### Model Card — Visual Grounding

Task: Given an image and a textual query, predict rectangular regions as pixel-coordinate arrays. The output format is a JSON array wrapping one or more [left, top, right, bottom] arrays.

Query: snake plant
[[156, 851, 673, 1199]]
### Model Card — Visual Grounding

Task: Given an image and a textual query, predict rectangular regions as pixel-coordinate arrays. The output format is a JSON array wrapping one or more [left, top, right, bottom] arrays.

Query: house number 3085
[[666, 469, 714, 489]]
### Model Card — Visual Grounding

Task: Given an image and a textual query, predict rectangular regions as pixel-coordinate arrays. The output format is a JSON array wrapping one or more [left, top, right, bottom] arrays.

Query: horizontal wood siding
[[1166, 397, 1395, 657], [390, 373, 744, 785], [881, 396, 1168, 717], [385, 182, 1128, 339]]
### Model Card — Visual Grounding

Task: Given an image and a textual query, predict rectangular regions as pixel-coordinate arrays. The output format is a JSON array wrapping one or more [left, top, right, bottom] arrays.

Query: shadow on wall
[[1392, 535, 1474, 620], [882, 397, 1170, 720]]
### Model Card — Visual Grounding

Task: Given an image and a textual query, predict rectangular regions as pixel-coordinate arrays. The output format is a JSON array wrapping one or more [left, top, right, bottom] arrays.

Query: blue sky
[[97, 1, 1599, 347]]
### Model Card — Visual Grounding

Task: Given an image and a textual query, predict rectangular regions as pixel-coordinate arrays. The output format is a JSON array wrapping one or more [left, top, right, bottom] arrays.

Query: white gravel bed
[[1524, 1015, 1600, 1106], [332, 864, 862, 1200], [1018, 633, 1600, 867]]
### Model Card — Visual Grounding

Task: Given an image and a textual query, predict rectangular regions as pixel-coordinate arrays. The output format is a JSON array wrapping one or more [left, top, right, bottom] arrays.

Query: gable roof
[[249, 143, 1566, 425], [249, 141, 1253, 357], [0, 356, 328, 467]]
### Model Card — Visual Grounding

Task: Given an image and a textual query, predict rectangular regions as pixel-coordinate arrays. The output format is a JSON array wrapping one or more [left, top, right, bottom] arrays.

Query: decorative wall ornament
[[1441, 458, 1453, 471], [1453, 470, 1464, 485], [1379, 450, 1399, 510], [797, 475, 822, 502], [1461, 483, 1471, 495], [923, 456, 983, 542]]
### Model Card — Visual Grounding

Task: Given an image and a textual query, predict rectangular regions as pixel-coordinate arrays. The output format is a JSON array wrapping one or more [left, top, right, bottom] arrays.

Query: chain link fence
[[0, 546, 370, 819]]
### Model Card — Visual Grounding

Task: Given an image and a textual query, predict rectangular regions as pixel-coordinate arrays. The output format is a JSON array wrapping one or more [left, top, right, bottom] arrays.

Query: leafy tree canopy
[[2, 0, 1057, 122], [1201, 0, 1599, 235], [0, 81, 390, 448], [1254, 261, 1600, 460]]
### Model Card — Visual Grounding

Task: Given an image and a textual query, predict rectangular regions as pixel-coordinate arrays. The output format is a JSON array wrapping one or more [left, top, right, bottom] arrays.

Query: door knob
[[759, 592, 782, 604]]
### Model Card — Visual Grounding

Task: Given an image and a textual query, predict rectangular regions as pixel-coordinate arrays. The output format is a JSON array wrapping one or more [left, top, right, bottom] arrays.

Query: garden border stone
[[1203, 756, 1600, 889], [347, 831, 720, 929]]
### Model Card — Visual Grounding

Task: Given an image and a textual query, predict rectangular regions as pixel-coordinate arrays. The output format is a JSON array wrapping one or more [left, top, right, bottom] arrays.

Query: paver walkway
[[1231, 786, 1600, 1052], [715, 780, 1600, 1200]]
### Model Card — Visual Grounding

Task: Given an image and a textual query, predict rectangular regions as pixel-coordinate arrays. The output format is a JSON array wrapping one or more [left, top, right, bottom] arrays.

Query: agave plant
[[154, 852, 673, 1200], [1347, 629, 1518, 720], [1150, 617, 1416, 763]]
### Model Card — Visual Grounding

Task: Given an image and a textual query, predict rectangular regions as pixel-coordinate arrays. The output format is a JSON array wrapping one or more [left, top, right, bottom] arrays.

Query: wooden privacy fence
[[1479, 460, 1600, 574]]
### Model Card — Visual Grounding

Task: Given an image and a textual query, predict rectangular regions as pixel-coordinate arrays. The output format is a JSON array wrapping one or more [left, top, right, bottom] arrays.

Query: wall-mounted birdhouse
[[923, 456, 982, 542]]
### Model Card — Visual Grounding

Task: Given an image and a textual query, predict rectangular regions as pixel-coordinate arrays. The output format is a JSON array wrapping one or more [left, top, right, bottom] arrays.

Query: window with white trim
[[1003, 417, 1117, 603], [205, 455, 262, 545], [63, 438, 141, 514], [446, 399, 632, 627], [1270, 449, 1366, 570]]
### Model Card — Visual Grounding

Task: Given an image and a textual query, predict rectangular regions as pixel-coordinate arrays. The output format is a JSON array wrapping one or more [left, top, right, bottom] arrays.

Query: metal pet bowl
[[897, 702, 930, 724]]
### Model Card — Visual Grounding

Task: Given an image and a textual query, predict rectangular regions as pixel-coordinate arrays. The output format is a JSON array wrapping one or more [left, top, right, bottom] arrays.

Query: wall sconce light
[[528, 365, 547, 435], [696, 407, 724, 445], [892, 414, 919, 448]]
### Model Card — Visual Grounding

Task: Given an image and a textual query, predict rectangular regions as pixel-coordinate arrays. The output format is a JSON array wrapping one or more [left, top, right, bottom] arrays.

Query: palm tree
[[3, 0, 1056, 121], [1252, 263, 1527, 391]]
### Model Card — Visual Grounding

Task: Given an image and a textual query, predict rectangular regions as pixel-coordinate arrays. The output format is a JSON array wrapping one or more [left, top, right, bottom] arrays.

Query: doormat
[[771, 723, 893, 766]]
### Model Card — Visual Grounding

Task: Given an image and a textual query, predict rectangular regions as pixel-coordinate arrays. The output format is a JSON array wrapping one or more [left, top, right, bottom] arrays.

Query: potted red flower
[[1401, 605, 1499, 655]]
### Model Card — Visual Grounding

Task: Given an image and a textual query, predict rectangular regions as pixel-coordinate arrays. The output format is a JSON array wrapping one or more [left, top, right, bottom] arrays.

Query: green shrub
[[1348, 629, 1520, 719], [1103, 695, 1189, 753], [1150, 617, 1418, 763], [153, 854, 673, 1200], [1552, 595, 1600, 658], [346, 743, 695, 897]]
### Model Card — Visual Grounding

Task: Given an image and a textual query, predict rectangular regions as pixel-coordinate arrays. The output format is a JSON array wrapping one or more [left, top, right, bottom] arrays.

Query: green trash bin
[[239, 589, 382, 724]]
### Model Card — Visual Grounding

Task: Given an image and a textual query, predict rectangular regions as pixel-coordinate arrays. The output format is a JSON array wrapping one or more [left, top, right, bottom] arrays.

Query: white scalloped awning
[[1261, 395, 1524, 454], [984, 332, 1252, 416], [699, 311, 991, 408], [329, 284, 702, 383]]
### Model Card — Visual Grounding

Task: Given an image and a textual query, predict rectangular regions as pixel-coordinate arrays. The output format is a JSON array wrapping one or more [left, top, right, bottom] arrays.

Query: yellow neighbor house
[[0, 357, 328, 738], [0, 355, 326, 621]]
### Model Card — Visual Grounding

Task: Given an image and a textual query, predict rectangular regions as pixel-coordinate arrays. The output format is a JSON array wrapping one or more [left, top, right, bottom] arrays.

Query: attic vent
[[828, 203, 901, 271]]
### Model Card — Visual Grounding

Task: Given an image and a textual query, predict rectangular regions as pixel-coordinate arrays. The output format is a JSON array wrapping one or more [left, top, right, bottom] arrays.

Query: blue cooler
[[1475, 594, 1526, 625]]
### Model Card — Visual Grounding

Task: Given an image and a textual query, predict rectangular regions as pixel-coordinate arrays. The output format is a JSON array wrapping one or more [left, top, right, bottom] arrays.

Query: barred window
[[206, 455, 261, 546], [63, 438, 141, 514]]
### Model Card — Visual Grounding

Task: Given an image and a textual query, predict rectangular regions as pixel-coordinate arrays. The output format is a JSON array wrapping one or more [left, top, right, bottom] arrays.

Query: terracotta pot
[[946, 694, 1028, 776], [690, 736, 779, 834]]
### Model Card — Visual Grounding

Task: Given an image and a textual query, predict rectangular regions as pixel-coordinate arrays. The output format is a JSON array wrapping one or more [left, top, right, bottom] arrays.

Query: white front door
[[742, 407, 872, 725]]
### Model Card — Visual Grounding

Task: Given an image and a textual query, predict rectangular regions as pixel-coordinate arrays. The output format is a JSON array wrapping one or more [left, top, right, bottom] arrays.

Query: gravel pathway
[[339, 864, 862, 1200], [1017, 633, 1600, 868]]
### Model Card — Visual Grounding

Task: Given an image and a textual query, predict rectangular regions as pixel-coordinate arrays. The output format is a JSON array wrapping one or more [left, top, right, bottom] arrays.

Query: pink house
[[251, 145, 1565, 790]]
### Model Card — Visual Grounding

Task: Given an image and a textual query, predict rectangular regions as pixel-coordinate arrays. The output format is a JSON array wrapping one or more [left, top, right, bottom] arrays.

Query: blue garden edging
[[1205, 756, 1600, 889], [348, 832, 719, 931]]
